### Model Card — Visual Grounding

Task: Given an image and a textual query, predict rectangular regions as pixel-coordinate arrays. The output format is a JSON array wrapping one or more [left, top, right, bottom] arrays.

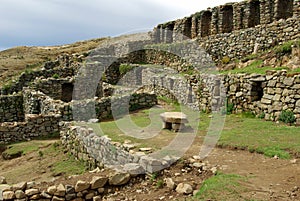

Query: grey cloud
[[0, 0, 223, 49]]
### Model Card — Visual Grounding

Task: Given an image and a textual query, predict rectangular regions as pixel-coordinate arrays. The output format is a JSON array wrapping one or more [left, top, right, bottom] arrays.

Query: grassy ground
[[97, 103, 300, 159], [194, 172, 248, 201], [1, 140, 86, 183]]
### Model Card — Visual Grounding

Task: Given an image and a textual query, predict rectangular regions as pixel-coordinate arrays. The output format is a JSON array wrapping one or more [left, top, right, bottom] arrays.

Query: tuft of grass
[[52, 155, 86, 176], [256, 146, 291, 159], [279, 110, 296, 124], [195, 172, 246, 200], [119, 64, 135, 75]]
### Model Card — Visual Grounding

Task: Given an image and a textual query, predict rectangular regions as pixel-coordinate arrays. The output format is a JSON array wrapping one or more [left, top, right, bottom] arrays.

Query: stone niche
[[248, 0, 261, 28], [250, 81, 264, 102], [200, 11, 212, 37], [276, 0, 294, 20], [221, 5, 234, 33], [61, 83, 74, 102]]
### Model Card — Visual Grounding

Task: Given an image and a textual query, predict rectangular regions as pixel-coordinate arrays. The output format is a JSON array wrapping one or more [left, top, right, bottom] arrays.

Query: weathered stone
[[47, 185, 57, 195], [175, 183, 193, 194], [3, 191, 15, 200], [93, 196, 102, 201], [30, 194, 41, 200], [12, 182, 27, 191], [52, 195, 65, 201], [55, 184, 66, 197], [109, 172, 131, 186], [65, 193, 76, 201], [41, 191, 52, 199], [65, 185, 75, 194], [25, 188, 39, 196], [123, 163, 145, 176], [164, 178, 176, 190], [85, 192, 95, 200], [0, 176, 7, 184], [0, 184, 11, 192], [90, 176, 108, 189], [283, 77, 294, 86], [15, 190, 26, 199], [75, 180, 90, 192]]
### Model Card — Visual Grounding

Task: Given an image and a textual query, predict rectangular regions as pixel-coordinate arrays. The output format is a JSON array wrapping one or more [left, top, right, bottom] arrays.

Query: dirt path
[[1, 139, 299, 200], [205, 148, 300, 200]]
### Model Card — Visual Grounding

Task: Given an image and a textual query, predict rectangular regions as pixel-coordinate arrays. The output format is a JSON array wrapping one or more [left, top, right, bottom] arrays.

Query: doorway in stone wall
[[250, 81, 263, 102], [61, 83, 74, 102]]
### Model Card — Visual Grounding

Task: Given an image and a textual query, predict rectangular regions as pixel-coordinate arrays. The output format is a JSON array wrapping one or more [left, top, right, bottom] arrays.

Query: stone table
[[160, 112, 188, 132]]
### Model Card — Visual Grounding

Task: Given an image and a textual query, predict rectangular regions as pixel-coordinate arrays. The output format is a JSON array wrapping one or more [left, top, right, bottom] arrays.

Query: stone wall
[[223, 71, 300, 123], [61, 124, 177, 173], [0, 54, 81, 96], [0, 114, 61, 144], [153, 0, 300, 62], [0, 95, 25, 123], [155, 0, 299, 41]]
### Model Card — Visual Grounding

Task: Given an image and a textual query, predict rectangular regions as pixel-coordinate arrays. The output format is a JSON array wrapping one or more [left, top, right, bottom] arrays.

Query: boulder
[[109, 172, 131, 186], [90, 176, 108, 189], [75, 180, 90, 192], [175, 183, 193, 194], [164, 178, 176, 190], [2, 191, 15, 200]]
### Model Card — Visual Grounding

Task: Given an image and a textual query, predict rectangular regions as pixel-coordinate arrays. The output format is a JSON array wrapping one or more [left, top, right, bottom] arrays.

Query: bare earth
[[1, 139, 299, 201]]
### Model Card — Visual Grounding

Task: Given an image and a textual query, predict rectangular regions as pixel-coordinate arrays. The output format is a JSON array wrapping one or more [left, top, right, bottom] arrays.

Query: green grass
[[195, 172, 246, 200], [220, 60, 288, 74], [52, 155, 86, 176], [96, 104, 300, 159], [3, 141, 46, 156], [218, 114, 300, 158]]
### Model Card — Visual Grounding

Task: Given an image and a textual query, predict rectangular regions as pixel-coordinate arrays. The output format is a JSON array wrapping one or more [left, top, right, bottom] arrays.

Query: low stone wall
[[224, 71, 300, 122], [0, 114, 61, 144], [0, 172, 142, 201], [61, 124, 177, 173], [0, 95, 25, 123]]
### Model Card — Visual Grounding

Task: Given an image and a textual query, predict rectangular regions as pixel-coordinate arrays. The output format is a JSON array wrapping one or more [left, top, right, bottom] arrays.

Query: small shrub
[[52, 73, 59, 79], [156, 179, 164, 189], [279, 110, 296, 124], [221, 56, 231, 64], [258, 112, 265, 119], [241, 111, 255, 118], [276, 41, 293, 54], [119, 64, 135, 75], [226, 103, 234, 115]]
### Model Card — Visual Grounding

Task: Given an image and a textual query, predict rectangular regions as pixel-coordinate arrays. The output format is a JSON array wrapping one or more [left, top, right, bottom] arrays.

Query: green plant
[[279, 110, 296, 124], [256, 146, 290, 159], [156, 179, 164, 189], [241, 111, 255, 118], [119, 64, 135, 75], [195, 172, 245, 200], [38, 150, 44, 158], [226, 102, 234, 115], [52, 73, 59, 79], [258, 112, 265, 119], [221, 56, 231, 64], [276, 41, 293, 54]]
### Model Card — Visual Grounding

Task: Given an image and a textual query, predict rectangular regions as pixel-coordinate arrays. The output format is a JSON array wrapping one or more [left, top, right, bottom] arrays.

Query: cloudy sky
[[0, 0, 242, 50]]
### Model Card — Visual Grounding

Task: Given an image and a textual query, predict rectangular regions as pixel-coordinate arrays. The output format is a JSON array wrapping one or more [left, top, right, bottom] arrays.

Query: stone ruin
[[0, 0, 300, 199]]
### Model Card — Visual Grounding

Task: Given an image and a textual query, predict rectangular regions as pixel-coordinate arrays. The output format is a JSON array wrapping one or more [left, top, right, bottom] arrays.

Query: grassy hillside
[[0, 38, 107, 86]]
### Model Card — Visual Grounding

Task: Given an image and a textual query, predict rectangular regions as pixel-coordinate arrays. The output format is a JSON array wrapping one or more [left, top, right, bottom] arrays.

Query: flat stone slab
[[160, 112, 188, 132], [160, 112, 188, 124]]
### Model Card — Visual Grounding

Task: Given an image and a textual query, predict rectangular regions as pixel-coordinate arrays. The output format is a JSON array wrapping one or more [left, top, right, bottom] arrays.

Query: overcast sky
[[0, 0, 242, 50]]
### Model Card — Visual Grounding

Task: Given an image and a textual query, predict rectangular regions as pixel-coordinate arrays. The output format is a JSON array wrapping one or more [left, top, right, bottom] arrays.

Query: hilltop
[[0, 38, 107, 86]]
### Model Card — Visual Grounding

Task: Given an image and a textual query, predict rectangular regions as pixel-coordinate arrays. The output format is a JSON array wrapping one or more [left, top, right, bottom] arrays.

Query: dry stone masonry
[[154, 0, 300, 62]]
